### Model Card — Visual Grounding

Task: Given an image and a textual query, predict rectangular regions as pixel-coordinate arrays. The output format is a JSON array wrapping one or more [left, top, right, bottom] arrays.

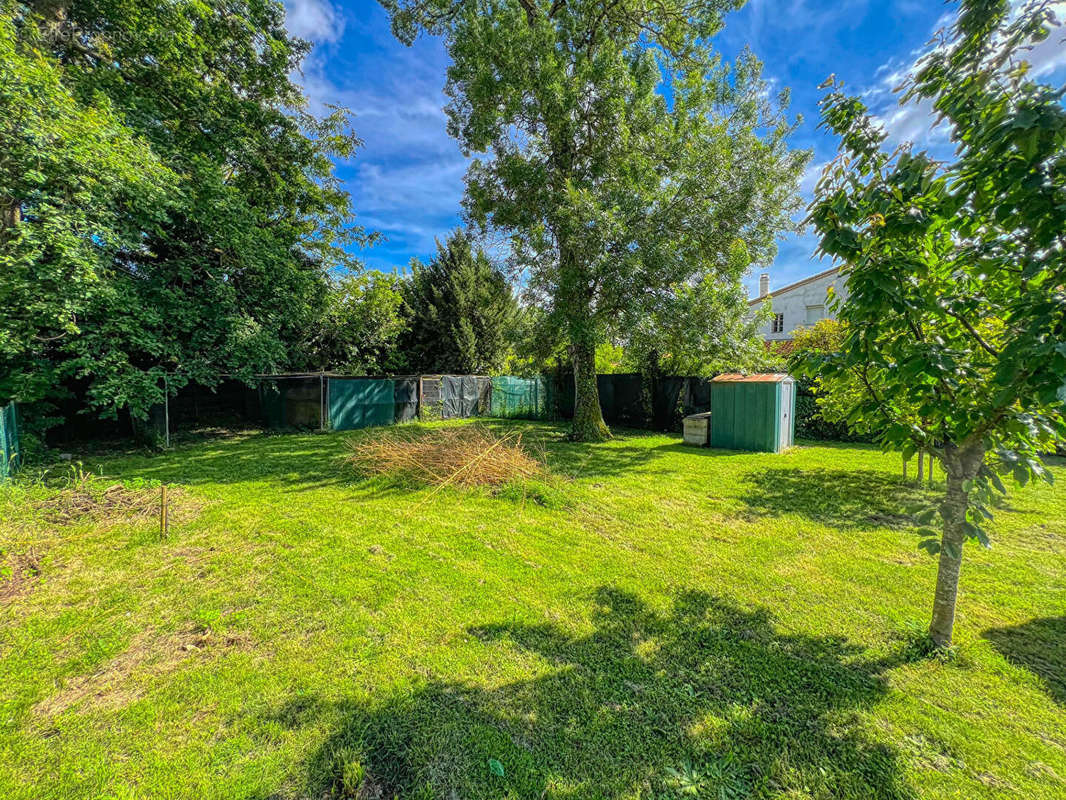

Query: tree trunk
[[570, 332, 610, 441], [917, 448, 925, 483], [928, 440, 985, 648], [1, 199, 19, 229]]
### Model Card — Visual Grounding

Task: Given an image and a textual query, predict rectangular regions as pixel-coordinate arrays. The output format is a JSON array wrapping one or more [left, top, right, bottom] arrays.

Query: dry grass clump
[[34, 624, 249, 717], [38, 482, 164, 524], [31, 469, 200, 526], [345, 425, 543, 488], [0, 470, 203, 603]]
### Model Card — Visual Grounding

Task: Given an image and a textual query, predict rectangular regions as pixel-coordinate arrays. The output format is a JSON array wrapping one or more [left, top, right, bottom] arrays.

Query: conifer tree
[[400, 231, 519, 374]]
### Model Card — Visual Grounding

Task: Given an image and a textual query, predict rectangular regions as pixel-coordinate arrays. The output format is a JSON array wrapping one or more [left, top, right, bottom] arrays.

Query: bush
[[794, 383, 871, 443]]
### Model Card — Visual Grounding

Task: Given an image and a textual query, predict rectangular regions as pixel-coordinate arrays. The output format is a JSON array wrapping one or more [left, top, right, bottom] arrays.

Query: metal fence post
[[164, 374, 170, 449]]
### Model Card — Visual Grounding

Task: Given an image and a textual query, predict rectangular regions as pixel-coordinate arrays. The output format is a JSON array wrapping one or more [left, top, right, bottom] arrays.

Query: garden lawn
[[0, 421, 1063, 799]]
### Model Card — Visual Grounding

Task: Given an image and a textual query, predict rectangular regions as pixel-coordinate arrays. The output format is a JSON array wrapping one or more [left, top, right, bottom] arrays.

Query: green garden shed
[[709, 373, 795, 453]]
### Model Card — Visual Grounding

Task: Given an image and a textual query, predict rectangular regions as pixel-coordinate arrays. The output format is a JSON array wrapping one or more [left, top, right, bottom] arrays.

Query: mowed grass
[[1, 421, 1064, 799]]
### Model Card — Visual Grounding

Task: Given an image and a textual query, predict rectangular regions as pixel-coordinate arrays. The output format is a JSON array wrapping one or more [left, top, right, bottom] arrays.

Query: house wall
[[749, 269, 848, 341]]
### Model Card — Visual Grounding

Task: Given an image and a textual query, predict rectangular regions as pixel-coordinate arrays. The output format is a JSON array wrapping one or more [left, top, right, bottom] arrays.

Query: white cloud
[[799, 159, 829, 198], [285, 0, 345, 44], [293, 35, 470, 256], [865, 2, 1066, 149], [1020, 15, 1066, 76], [358, 159, 469, 216]]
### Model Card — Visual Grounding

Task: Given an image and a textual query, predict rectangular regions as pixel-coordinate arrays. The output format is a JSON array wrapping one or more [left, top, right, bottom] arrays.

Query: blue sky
[[285, 0, 1066, 297]]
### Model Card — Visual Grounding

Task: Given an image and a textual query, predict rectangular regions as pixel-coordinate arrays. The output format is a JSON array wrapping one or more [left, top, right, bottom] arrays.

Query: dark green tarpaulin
[[394, 378, 419, 423], [259, 378, 322, 429], [258, 382, 285, 429], [597, 374, 645, 425], [1, 403, 19, 481], [441, 375, 480, 419], [551, 372, 710, 431], [330, 378, 395, 430]]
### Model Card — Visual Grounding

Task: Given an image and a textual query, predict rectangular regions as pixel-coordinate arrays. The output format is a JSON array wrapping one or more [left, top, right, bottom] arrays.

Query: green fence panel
[[329, 378, 395, 431], [1, 403, 19, 481], [490, 376, 549, 419], [394, 378, 419, 423], [258, 378, 323, 429], [258, 382, 286, 429]]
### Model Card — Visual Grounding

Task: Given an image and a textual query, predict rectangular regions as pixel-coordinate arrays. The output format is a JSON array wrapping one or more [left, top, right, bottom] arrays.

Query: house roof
[[710, 373, 793, 383], [748, 265, 841, 306]]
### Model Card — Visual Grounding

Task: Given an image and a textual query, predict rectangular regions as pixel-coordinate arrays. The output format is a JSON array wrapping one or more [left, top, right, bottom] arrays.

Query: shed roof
[[710, 373, 793, 383]]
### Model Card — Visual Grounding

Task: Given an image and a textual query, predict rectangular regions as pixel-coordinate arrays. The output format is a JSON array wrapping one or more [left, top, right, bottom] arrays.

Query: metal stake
[[160, 484, 169, 540]]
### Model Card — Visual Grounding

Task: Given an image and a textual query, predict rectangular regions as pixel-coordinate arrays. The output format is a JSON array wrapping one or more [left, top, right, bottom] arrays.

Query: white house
[[748, 266, 848, 342]]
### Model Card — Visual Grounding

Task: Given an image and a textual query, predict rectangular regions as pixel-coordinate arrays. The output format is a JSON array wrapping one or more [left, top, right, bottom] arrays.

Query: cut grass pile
[[0, 421, 1063, 799], [345, 424, 543, 488]]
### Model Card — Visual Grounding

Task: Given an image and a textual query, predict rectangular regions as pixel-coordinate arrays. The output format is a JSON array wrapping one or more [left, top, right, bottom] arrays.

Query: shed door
[[780, 381, 792, 450]]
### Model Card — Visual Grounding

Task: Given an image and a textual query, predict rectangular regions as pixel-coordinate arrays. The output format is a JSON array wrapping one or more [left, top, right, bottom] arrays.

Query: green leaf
[[917, 539, 941, 556], [1013, 465, 1030, 486], [488, 758, 505, 778], [914, 508, 938, 525]]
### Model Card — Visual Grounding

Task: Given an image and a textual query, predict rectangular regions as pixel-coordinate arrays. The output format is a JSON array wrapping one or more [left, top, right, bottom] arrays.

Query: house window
[[771, 313, 785, 334], [806, 305, 824, 324]]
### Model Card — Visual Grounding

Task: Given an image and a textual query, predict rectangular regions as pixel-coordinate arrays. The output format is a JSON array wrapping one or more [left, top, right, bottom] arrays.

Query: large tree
[[800, 0, 1066, 647], [0, 2, 174, 408], [2, 0, 367, 421], [399, 231, 519, 375], [304, 271, 407, 375], [622, 250, 775, 378], [381, 0, 808, 439]]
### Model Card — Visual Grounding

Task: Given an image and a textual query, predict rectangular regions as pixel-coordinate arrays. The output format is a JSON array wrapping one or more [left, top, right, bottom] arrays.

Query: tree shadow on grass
[[262, 588, 913, 799], [739, 468, 934, 530], [102, 421, 690, 495], [97, 430, 354, 492], [983, 616, 1066, 706]]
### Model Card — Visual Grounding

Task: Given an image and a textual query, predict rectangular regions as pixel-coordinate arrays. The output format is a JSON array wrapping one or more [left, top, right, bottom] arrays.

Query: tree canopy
[[305, 272, 407, 375], [399, 231, 520, 375], [1, 0, 367, 420], [381, 0, 809, 439], [799, 0, 1066, 647], [623, 265, 775, 378]]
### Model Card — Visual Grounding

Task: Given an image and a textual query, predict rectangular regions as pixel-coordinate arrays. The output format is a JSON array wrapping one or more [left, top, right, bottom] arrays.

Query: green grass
[[1, 421, 1064, 799]]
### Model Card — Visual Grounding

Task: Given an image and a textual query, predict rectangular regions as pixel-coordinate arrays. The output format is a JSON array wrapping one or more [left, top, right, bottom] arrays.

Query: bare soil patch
[[0, 548, 42, 603]]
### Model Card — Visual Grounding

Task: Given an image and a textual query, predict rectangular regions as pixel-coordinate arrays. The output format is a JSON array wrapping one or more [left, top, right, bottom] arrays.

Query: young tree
[[400, 231, 520, 375], [800, 0, 1066, 647], [381, 0, 808, 439]]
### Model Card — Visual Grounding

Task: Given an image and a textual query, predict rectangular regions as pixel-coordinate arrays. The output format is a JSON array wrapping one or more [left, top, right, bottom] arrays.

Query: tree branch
[[945, 307, 1001, 357]]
